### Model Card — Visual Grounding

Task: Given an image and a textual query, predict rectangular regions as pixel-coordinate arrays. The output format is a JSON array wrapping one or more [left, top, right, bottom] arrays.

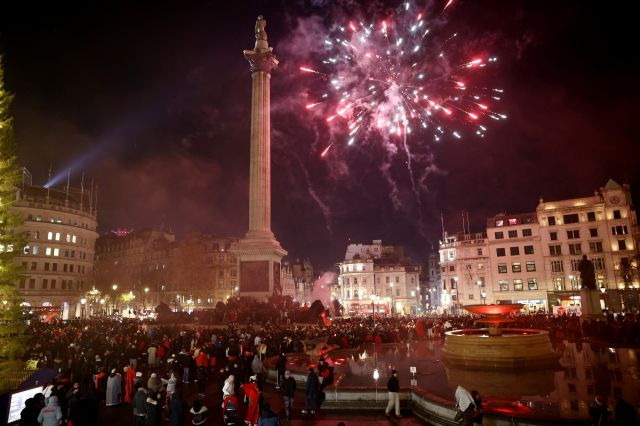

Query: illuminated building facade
[[10, 172, 98, 318], [337, 240, 421, 315]]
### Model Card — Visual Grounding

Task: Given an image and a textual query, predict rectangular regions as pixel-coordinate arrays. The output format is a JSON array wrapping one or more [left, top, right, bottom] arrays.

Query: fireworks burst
[[300, 1, 506, 156]]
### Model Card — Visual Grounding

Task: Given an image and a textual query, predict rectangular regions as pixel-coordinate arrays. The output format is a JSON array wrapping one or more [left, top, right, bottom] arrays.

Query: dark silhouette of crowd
[[13, 299, 640, 425]]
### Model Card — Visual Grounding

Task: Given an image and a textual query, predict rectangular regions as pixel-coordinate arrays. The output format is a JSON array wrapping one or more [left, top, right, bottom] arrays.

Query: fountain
[[442, 304, 559, 369]]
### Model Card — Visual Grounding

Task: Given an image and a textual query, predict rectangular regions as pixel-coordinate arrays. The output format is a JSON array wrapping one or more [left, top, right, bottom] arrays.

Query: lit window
[[528, 279, 538, 290], [45, 247, 52, 256], [512, 262, 521, 273], [499, 280, 509, 291], [53, 248, 60, 257], [526, 261, 536, 272], [66, 234, 71, 243], [498, 263, 507, 273], [55, 232, 61, 241], [72, 235, 77, 243], [495, 220, 504, 227], [23, 245, 30, 254], [47, 232, 53, 240], [32, 246, 39, 255], [508, 218, 518, 225], [513, 279, 523, 291]]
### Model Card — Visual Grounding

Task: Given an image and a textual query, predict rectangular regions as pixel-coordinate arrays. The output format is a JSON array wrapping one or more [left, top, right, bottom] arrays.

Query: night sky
[[1, 0, 638, 270]]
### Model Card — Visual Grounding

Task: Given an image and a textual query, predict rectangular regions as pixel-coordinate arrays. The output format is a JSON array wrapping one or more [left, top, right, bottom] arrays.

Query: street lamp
[[111, 284, 118, 316], [373, 368, 380, 401], [144, 287, 149, 312], [80, 298, 86, 319], [481, 289, 487, 305]]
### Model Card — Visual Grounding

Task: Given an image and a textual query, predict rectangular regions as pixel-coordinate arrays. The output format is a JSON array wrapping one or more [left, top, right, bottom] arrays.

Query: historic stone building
[[438, 179, 640, 312], [439, 232, 488, 313], [337, 240, 421, 315], [10, 170, 98, 318], [95, 230, 239, 311]]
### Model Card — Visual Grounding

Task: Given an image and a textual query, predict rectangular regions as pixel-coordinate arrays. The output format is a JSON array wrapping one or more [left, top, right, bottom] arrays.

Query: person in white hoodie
[[37, 395, 62, 426], [222, 375, 235, 398]]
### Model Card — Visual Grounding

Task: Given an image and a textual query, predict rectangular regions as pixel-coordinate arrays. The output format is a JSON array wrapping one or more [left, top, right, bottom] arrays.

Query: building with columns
[[10, 170, 98, 318], [337, 240, 421, 315], [437, 179, 640, 313]]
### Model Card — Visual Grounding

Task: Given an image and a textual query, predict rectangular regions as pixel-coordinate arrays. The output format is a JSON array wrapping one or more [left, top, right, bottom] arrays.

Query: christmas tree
[[0, 56, 27, 391]]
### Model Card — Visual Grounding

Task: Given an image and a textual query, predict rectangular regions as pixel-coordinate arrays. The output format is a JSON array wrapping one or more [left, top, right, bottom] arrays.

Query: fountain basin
[[443, 328, 559, 369]]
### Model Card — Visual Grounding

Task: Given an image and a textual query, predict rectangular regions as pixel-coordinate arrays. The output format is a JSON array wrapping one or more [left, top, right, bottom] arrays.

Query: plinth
[[580, 288, 603, 321]]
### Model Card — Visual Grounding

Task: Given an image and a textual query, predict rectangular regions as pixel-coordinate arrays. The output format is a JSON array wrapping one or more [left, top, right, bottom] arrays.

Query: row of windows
[[18, 277, 85, 291], [496, 245, 535, 257], [498, 278, 538, 291], [27, 214, 93, 230], [23, 245, 90, 259], [494, 228, 533, 239], [550, 257, 606, 273], [497, 261, 536, 273], [21, 261, 90, 274], [25, 230, 87, 245], [345, 287, 402, 299], [547, 210, 621, 226], [343, 276, 415, 285], [549, 240, 625, 255]]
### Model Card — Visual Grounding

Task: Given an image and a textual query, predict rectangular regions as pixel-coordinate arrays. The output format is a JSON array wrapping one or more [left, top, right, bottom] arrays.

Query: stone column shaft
[[248, 70, 273, 238]]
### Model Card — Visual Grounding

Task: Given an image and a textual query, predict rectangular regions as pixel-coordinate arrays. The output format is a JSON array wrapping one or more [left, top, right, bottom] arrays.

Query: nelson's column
[[230, 16, 287, 300]]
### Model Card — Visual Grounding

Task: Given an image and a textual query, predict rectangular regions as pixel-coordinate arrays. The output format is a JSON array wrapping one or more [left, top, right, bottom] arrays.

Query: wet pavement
[[282, 340, 640, 422], [96, 375, 429, 425]]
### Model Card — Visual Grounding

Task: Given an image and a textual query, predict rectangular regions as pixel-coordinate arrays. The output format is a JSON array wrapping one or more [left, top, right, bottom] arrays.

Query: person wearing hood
[[37, 395, 62, 426], [168, 388, 188, 426], [132, 382, 147, 426], [258, 402, 280, 426], [281, 370, 296, 420], [190, 398, 208, 425], [106, 368, 122, 407], [454, 386, 477, 426], [223, 374, 235, 397], [19, 397, 40, 426], [242, 375, 261, 426], [145, 391, 163, 426]]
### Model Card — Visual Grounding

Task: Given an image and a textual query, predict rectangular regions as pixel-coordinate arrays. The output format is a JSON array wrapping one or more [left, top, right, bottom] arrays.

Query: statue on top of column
[[255, 15, 267, 42]]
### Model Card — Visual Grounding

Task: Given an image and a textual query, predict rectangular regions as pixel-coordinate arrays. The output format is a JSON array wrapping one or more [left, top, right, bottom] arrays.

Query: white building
[[337, 240, 420, 315], [537, 179, 639, 312], [487, 212, 548, 312], [439, 232, 488, 313], [438, 179, 640, 312]]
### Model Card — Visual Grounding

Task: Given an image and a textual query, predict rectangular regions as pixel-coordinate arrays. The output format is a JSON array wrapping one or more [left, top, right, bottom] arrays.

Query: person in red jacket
[[241, 376, 260, 425]]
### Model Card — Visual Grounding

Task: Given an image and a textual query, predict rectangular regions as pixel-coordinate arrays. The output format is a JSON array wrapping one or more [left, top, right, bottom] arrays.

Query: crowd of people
[[13, 299, 640, 425]]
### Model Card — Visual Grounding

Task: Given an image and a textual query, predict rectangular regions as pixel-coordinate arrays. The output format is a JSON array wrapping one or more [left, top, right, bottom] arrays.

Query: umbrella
[[19, 368, 57, 390]]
